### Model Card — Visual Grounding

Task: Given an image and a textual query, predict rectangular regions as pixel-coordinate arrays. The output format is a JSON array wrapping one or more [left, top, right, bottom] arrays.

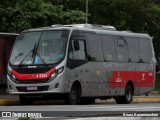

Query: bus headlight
[[57, 67, 64, 74], [8, 71, 16, 81], [50, 72, 57, 80], [11, 74, 16, 79], [50, 67, 64, 80]]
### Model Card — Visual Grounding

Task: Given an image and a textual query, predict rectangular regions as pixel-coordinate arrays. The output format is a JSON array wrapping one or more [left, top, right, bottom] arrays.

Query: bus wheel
[[19, 95, 33, 105], [65, 86, 81, 105], [115, 85, 133, 104]]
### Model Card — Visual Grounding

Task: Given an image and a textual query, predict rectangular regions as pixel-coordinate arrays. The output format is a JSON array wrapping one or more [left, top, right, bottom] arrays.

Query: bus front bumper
[[7, 75, 68, 95]]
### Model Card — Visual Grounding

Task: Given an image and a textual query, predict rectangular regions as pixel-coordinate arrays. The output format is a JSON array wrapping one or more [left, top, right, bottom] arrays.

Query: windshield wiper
[[32, 40, 47, 66], [18, 43, 47, 66], [32, 50, 47, 66], [18, 43, 37, 67]]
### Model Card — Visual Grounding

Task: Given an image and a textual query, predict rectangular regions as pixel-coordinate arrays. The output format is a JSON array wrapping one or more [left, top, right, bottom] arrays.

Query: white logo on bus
[[36, 74, 47, 78], [142, 73, 145, 80]]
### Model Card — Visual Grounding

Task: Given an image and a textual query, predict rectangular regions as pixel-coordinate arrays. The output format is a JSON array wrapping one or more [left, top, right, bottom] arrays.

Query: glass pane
[[102, 35, 116, 61], [116, 37, 129, 62], [10, 32, 41, 65], [10, 30, 69, 65], [87, 33, 104, 61], [139, 38, 152, 63], [127, 37, 140, 63], [71, 40, 86, 60]]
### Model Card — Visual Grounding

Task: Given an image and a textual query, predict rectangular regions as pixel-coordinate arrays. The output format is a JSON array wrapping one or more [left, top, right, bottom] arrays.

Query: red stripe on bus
[[109, 71, 154, 88], [11, 68, 56, 81]]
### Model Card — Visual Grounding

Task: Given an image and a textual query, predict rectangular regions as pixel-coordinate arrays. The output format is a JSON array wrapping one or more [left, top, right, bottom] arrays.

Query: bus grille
[[16, 86, 49, 92], [16, 79, 50, 84], [13, 68, 51, 74]]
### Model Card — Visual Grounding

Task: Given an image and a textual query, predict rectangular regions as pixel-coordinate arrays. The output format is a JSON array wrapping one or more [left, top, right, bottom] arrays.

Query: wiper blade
[[31, 43, 37, 61], [18, 43, 37, 67], [34, 51, 47, 66], [32, 38, 47, 66], [18, 43, 47, 66]]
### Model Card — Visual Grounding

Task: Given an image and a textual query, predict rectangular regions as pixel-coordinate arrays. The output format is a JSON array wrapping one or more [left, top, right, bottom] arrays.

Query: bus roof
[[25, 24, 151, 38]]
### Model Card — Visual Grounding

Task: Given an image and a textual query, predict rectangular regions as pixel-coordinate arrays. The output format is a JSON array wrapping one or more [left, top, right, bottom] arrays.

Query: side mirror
[[73, 40, 80, 51]]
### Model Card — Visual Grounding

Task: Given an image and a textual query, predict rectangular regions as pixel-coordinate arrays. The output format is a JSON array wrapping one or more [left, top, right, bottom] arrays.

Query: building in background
[[0, 33, 18, 94]]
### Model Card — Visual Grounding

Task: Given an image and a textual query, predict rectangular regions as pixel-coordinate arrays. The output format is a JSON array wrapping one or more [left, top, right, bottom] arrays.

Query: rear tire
[[19, 95, 33, 105], [115, 85, 133, 104]]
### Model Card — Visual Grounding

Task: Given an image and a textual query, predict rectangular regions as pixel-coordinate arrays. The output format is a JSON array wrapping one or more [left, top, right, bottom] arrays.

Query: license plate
[[27, 86, 37, 91]]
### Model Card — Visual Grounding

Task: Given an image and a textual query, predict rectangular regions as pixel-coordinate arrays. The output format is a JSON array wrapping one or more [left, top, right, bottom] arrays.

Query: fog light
[[55, 83, 59, 88], [9, 85, 12, 90]]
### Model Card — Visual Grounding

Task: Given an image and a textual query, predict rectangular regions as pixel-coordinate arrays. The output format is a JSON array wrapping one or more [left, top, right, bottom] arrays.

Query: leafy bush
[[154, 74, 160, 91]]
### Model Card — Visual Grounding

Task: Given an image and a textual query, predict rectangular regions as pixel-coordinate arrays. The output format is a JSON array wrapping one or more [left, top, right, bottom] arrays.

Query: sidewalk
[[0, 95, 19, 105], [0, 93, 160, 105]]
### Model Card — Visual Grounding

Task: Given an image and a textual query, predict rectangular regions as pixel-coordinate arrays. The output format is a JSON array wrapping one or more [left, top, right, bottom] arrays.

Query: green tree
[[146, 3, 160, 54], [64, 0, 160, 54], [1, 0, 160, 54], [0, 0, 86, 33]]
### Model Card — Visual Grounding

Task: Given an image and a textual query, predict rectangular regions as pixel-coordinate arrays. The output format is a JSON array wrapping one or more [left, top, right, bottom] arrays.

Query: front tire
[[65, 86, 81, 105], [115, 85, 133, 104]]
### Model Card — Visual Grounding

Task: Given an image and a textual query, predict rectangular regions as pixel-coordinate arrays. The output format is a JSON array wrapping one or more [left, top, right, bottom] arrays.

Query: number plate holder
[[27, 86, 37, 91]]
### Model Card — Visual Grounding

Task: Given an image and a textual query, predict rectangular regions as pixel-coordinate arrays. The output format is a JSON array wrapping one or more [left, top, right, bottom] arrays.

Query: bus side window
[[101, 35, 116, 62], [126, 37, 140, 63], [87, 33, 104, 62], [69, 40, 87, 60], [139, 38, 152, 63], [115, 36, 129, 62]]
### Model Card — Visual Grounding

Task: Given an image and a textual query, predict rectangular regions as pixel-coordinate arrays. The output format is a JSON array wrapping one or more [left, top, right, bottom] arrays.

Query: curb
[[96, 96, 160, 104], [133, 97, 160, 103], [1, 96, 160, 105], [0, 99, 19, 106]]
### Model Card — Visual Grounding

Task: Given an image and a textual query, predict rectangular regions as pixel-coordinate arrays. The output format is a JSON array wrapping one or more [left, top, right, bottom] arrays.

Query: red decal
[[11, 68, 56, 81], [109, 71, 154, 88]]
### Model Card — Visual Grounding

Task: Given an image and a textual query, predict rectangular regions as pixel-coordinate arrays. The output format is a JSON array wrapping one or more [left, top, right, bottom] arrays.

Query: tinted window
[[69, 40, 86, 60], [101, 35, 116, 61], [87, 33, 104, 61], [139, 38, 152, 63], [127, 37, 140, 63], [115, 37, 129, 62]]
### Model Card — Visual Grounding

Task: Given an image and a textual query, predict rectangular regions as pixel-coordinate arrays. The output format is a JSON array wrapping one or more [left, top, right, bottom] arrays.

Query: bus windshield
[[10, 30, 69, 65]]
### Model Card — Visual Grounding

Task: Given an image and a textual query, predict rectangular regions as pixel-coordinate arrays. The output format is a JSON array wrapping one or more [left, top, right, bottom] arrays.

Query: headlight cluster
[[7, 66, 64, 82], [50, 67, 64, 80], [8, 70, 16, 81]]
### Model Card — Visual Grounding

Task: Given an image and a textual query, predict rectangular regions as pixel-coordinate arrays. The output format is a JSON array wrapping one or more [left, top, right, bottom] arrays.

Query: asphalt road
[[0, 103, 160, 118]]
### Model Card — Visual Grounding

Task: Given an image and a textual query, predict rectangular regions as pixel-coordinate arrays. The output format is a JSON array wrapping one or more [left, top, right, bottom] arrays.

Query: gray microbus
[[7, 24, 156, 105]]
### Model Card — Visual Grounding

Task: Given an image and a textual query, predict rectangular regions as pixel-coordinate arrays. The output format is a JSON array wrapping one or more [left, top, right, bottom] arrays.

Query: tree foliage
[[64, 0, 160, 55], [0, 0, 160, 54], [0, 0, 86, 33]]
